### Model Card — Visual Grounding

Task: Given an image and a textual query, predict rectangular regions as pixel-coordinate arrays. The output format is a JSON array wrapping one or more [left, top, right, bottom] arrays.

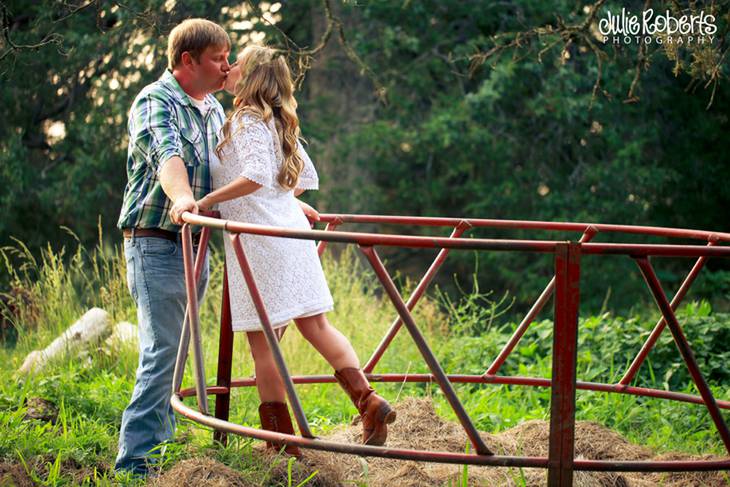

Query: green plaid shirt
[[117, 70, 225, 232]]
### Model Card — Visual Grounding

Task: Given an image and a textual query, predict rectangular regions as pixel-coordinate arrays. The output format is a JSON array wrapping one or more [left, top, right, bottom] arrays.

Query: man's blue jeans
[[115, 236, 209, 474]]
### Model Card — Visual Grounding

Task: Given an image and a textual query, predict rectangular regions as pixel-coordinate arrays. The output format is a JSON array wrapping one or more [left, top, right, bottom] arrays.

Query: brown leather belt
[[122, 228, 201, 245]]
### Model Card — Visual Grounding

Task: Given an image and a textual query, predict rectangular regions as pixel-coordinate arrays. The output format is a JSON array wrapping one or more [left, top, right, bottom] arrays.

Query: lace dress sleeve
[[227, 117, 277, 188], [296, 140, 319, 191]]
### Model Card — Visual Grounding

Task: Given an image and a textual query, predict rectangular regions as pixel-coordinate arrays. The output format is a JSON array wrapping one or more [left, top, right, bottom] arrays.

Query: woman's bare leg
[[294, 313, 360, 370], [246, 330, 287, 403], [296, 313, 395, 446]]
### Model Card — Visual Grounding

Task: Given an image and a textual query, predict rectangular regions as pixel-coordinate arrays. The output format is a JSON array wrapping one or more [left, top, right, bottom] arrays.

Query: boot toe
[[363, 426, 388, 446]]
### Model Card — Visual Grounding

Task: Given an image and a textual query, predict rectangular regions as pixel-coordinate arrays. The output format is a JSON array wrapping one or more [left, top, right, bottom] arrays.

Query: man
[[115, 18, 230, 475]]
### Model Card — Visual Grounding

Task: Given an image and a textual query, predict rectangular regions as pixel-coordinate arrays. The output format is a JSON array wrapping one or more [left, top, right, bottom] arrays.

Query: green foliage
[[3, 0, 730, 477], [1, 236, 729, 484], [0, 0, 282, 253], [435, 289, 730, 452], [0, 237, 434, 483], [2, 0, 729, 315], [308, 0, 730, 312], [0, 225, 134, 350], [1, 0, 163, 251], [439, 288, 730, 390]]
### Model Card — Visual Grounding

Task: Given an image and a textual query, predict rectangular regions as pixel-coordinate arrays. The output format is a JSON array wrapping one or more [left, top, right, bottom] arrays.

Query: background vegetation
[[2, 1, 730, 484], [2, 238, 730, 484], [2, 0, 729, 313]]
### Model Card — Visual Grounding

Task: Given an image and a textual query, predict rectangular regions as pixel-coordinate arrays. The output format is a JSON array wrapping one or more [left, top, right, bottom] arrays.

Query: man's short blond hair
[[167, 18, 230, 70]]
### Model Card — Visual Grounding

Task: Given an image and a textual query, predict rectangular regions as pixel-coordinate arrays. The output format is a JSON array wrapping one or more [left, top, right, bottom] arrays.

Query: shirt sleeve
[[129, 92, 183, 175], [295, 140, 319, 191], [228, 118, 276, 188]]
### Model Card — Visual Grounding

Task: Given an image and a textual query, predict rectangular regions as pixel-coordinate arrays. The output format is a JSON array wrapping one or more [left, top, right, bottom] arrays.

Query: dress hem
[[231, 300, 334, 332]]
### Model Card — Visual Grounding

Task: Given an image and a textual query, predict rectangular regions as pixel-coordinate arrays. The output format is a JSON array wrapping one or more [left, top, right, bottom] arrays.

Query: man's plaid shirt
[[117, 70, 225, 232]]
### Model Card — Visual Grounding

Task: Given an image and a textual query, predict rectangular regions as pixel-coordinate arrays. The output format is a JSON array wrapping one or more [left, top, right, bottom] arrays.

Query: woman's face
[[223, 57, 242, 94]]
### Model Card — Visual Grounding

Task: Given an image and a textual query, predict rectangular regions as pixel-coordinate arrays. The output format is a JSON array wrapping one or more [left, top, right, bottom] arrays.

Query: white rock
[[106, 321, 138, 346], [18, 351, 42, 376], [18, 308, 111, 375]]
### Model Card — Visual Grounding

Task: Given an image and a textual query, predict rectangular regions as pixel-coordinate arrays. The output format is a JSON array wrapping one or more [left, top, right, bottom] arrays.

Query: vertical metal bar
[[619, 240, 717, 386], [317, 222, 339, 256], [364, 222, 470, 373], [181, 224, 209, 414], [173, 227, 211, 393], [214, 265, 234, 444], [359, 244, 493, 456], [487, 227, 596, 376], [228, 232, 314, 438], [635, 257, 730, 454], [548, 242, 581, 487], [173, 302, 193, 395]]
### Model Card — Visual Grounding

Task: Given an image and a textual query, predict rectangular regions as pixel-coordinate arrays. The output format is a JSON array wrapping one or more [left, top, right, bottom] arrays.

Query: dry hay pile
[[0, 462, 34, 487], [150, 454, 344, 487], [151, 397, 730, 486], [150, 458, 250, 487], [304, 397, 638, 486]]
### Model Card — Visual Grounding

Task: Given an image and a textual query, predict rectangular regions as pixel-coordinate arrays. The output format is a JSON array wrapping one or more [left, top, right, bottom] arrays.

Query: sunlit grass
[[0, 232, 728, 485]]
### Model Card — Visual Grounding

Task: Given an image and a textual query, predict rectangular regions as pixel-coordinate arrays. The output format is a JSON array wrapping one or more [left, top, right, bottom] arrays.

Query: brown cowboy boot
[[258, 402, 302, 458], [334, 368, 396, 445]]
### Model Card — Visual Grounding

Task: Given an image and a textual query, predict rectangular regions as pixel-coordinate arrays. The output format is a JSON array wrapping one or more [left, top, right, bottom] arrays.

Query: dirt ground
[[0, 461, 35, 487], [152, 397, 730, 487]]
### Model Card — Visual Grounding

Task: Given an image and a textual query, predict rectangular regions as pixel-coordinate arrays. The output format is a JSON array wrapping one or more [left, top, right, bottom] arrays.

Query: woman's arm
[[297, 198, 320, 222], [197, 177, 262, 209]]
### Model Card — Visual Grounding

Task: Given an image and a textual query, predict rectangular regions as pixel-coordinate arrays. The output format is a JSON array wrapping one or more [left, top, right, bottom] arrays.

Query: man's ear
[[180, 51, 195, 70]]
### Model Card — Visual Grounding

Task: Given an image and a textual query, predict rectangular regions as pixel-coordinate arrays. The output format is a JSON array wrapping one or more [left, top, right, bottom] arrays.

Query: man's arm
[[130, 92, 197, 225], [160, 155, 198, 224]]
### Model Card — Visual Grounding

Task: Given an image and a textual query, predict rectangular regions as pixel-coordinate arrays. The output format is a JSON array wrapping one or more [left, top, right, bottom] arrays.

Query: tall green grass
[[1, 233, 728, 485]]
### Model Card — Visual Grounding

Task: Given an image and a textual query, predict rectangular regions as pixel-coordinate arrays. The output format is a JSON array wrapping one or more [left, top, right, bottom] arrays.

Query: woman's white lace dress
[[212, 113, 334, 332]]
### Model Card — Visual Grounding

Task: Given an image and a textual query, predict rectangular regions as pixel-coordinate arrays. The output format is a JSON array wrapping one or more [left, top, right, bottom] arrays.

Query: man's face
[[191, 45, 231, 93], [223, 56, 242, 95]]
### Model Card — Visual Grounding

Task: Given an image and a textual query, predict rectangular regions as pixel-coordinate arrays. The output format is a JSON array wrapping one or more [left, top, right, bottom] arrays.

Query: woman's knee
[[294, 314, 328, 339]]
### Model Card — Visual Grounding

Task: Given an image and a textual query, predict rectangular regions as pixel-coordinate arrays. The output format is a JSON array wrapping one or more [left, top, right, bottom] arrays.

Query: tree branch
[[0, 1, 64, 60]]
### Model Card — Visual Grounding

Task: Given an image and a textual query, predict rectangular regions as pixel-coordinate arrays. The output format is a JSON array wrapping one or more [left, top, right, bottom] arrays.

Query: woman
[[197, 45, 396, 457]]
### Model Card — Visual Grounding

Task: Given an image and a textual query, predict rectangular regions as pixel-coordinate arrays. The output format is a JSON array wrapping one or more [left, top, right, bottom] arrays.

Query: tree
[[2, 0, 728, 311]]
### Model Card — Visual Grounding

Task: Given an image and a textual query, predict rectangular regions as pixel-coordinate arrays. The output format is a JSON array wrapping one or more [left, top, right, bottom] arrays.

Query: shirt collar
[[160, 69, 194, 107], [160, 70, 221, 124]]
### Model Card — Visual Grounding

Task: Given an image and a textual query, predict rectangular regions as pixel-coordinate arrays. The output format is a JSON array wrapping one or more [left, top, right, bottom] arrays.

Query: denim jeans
[[115, 236, 209, 474]]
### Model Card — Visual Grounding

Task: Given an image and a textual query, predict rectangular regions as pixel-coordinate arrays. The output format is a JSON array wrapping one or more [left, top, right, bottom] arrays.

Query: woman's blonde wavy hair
[[216, 45, 304, 190]]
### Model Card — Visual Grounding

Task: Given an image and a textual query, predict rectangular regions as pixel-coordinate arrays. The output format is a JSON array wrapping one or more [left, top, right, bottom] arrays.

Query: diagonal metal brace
[[359, 244, 493, 456]]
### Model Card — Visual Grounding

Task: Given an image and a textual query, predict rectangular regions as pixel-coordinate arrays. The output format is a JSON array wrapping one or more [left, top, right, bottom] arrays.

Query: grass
[[1, 232, 729, 485]]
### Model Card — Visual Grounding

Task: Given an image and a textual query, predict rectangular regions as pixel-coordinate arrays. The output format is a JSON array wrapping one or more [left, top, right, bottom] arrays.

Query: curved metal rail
[[170, 211, 730, 486]]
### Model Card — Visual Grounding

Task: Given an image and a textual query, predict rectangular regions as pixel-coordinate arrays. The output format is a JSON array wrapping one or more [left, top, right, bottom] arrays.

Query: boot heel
[[335, 368, 398, 445], [378, 404, 397, 424]]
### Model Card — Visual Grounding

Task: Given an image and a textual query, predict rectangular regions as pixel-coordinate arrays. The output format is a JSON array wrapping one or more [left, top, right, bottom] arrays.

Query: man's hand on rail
[[170, 194, 199, 225]]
